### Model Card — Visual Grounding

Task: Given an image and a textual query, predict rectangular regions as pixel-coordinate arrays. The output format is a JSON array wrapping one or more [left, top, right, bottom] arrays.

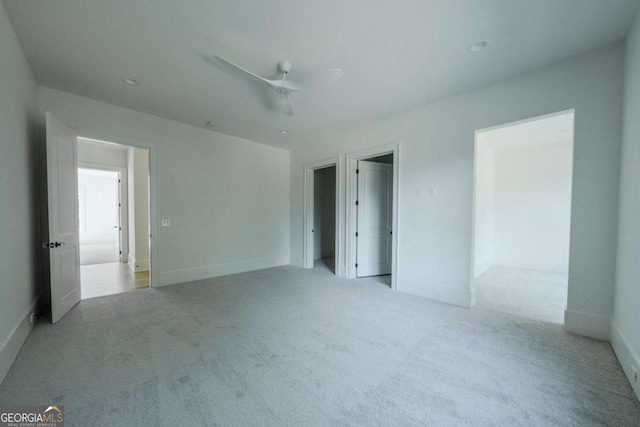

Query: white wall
[[289, 44, 624, 340], [612, 9, 640, 400], [127, 147, 150, 271], [493, 142, 572, 271], [78, 169, 119, 244], [473, 135, 495, 277], [38, 86, 290, 287], [77, 139, 127, 168], [313, 167, 336, 260], [0, 2, 42, 384]]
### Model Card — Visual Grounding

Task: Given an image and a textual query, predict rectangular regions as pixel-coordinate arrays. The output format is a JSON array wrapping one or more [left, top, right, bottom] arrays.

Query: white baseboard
[[494, 256, 569, 273], [128, 254, 149, 272], [398, 277, 474, 308], [290, 256, 304, 268], [0, 293, 41, 386], [564, 309, 611, 340], [158, 256, 289, 287], [610, 321, 640, 401]]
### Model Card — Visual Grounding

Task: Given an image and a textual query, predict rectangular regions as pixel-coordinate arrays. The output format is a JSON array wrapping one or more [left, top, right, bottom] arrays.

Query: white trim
[[0, 293, 41, 385], [474, 108, 576, 134], [303, 156, 344, 276], [564, 309, 611, 340], [470, 109, 576, 318], [127, 254, 149, 272], [400, 277, 474, 307], [611, 321, 640, 401], [77, 162, 128, 262], [75, 131, 158, 289], [158, 256, 289, 287], [345, 142, 400, 290]]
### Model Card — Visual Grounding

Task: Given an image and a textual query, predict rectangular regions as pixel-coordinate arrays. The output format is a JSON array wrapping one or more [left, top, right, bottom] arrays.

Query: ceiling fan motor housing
[[278, 61, 292, 74]]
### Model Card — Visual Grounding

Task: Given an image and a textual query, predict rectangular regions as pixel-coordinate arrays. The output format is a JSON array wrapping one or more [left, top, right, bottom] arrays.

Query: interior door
[[46, 112, 81, 323], [356, 160, 393, 277]]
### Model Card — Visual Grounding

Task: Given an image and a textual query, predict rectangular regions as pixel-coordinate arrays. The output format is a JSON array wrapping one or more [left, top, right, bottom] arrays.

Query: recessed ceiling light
[[124, 78, 139, 86], [467, 39, 489, 53], [281, 130, 290, 135], [206, 120, 217, 127]]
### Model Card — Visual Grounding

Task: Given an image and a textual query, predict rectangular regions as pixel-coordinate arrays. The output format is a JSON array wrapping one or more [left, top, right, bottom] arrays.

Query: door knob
[[43, 242, 65, 248]]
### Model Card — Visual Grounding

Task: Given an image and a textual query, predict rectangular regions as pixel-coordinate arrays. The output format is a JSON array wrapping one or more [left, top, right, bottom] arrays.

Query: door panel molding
[[46, 112, 81, 323], [346, 142, 400, 289], [356, 161, 393, 277]]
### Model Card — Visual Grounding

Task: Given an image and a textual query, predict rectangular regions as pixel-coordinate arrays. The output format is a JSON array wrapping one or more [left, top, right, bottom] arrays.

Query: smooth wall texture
[[0, 2, 42, 383], [290, 44, 624, 339], [473, 136, 495, 277], [38, 86, 290, 287], [493, 142, 572, 271], [613, 9, 640, 399]]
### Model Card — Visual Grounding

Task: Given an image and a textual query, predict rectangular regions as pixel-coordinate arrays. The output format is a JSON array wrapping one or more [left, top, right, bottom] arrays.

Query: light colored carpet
[[1, 265, 638, 426], [474, 266, 568, 324]]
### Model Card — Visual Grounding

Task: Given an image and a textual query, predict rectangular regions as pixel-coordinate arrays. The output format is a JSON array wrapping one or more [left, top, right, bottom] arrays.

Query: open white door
[[45, 112, 81, 323], [356, 160, 393, 277]]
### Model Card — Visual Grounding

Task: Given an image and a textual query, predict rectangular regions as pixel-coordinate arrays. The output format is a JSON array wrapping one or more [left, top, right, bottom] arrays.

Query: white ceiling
[[480, 112, 574, 152], [3, 0, 638, 148]]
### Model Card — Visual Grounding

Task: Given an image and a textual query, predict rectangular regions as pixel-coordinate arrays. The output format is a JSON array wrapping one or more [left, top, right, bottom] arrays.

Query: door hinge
[[355, 200, 359, 206], [119, 250, 122, 255], [355, 263, 358, 268], [356, 168, 359, 174], [355, 232, 358, 237]]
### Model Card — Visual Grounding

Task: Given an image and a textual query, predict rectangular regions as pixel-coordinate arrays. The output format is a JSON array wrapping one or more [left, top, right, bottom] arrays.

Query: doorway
[[471, 110, 574, 323], [346, 143, 399, 290], [76, 138, 151, 299], [355, 154, 393, 286], [313, 166, 337, 273], [304, 157, 341, 275]]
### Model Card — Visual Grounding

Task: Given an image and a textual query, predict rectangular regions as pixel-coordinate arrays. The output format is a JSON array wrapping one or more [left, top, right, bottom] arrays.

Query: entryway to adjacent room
[[471, 110, 575, 323], [304, 157, 341, 275], [313, 165, 337, 274], [77, 137, 150, 299]]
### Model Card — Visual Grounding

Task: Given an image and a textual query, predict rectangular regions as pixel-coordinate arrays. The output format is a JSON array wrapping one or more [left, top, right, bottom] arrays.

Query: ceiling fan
[[214, 55, 343, 116]]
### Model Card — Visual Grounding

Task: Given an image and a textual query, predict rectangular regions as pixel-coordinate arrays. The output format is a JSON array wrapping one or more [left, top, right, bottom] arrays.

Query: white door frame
[[470, 108, 575, 306], [76, 134, 157, 289], [346, 142, 400, 290], [303, 156, 344, 276], [78, 163, 129, 263]]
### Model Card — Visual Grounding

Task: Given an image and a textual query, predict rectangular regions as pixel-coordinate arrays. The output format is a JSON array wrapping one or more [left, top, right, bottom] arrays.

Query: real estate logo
[[0, 405, 64, 426]]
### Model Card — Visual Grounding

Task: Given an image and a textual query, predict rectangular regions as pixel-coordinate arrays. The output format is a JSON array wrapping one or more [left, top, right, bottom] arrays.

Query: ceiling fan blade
[[214, 55, 278, 87], [280, 92, 294, 116], [292, 68, 344, 89]]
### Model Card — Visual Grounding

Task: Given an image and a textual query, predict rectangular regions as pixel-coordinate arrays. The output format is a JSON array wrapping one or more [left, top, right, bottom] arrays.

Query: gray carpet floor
[[1, 265, 639, 426], [474, 266, 568, 324]]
